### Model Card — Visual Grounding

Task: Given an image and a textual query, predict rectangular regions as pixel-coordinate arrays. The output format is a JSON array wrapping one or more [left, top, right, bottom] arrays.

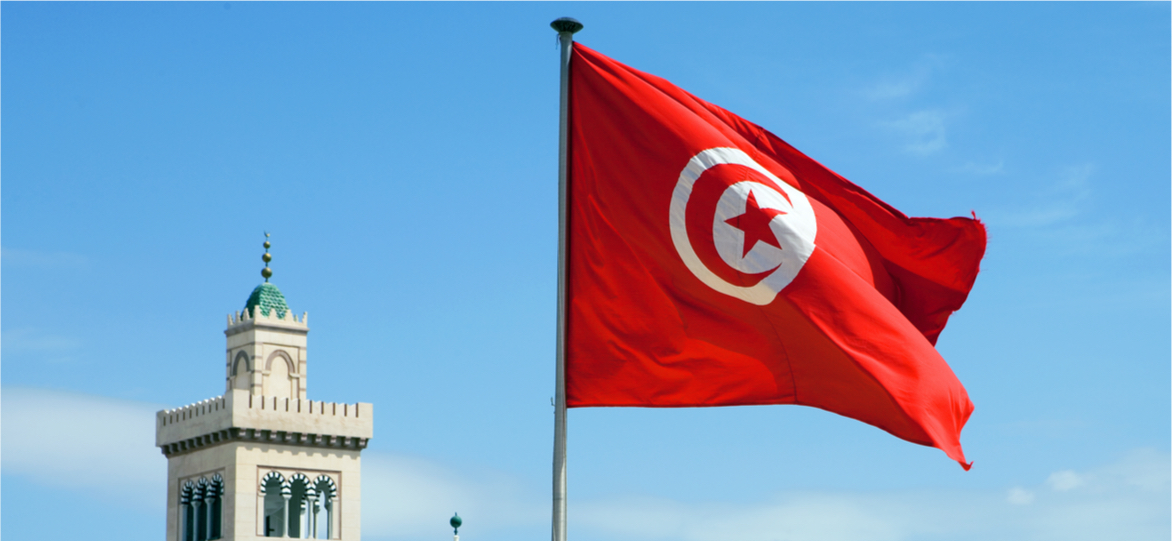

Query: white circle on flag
[[669, 148, 818, 305]]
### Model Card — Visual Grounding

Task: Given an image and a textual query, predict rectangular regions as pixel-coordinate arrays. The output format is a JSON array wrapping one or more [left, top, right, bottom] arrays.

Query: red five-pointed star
[[725, 189, 788, 258]]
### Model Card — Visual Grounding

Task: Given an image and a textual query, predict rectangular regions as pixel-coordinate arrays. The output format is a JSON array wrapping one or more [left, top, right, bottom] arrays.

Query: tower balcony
[[156, 389, 373, 457]]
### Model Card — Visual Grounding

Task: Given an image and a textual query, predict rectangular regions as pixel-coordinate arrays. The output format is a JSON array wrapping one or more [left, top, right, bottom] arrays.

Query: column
[[192, 500, 204, 541], [206, 495, 217, 539], [182, 503, 192, 541], [326, 500, 335, 540], [306, 495, 317, 539], [281, 494, 291, 538]]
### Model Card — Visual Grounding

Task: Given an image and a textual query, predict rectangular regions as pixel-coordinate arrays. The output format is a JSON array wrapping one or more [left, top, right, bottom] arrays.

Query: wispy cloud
[[362, 454, 544, 537], [1, 387, 167, 510], [865, 76, 927, 101], [0, 247, 89, 269], [1007, 487, 1036, 505], [294, 445, 1172, 541], [966, 162, 1164, 261], [862, 57, 945, 101], [954, 160, 1005, 176], [2, 328, 82, 354], [1047, 470, 1085, 491], [884, 110, 949, 155], [573, 449, 1169, 541], [4, 388, 1167, 541], [988, 164, 1093, 229], [863, 58, 961, 157]]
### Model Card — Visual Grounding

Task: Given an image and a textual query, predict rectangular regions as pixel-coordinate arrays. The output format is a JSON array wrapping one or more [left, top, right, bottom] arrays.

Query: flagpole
[[551, 16, 582, 541]]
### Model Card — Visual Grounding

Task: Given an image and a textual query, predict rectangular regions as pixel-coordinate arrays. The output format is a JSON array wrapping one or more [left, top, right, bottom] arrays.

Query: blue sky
[[2, 3, 1169, 541]]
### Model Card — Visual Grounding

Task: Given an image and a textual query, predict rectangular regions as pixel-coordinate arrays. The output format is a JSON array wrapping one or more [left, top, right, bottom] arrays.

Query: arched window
[[312, 475, 338, 539], [266, 351, 294, 398], [232, 351, 251, 390], [259, 472, 288, 537], [181, 482, 196, 541], [288, 473, 316, 539], [179, 476, 225, 541], [207, 474, 224, 539], [256, 471, 336, 539], [194, 478, 209, 541]]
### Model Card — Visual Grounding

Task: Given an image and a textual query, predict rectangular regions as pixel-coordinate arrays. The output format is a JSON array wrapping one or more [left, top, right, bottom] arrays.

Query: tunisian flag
[[564, 44, 985, 469]]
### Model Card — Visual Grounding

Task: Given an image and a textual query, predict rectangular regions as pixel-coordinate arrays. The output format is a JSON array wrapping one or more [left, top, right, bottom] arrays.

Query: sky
[[2, 3, 1169, 541]]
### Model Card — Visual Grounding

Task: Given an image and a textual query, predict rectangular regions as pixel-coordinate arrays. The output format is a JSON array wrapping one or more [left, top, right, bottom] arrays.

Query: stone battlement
[[156, 389, 372, 456], [226, 306, 308, 331]]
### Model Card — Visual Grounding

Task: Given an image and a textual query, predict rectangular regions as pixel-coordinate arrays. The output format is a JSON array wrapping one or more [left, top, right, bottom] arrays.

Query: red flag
[[564, 43, 985, 469]]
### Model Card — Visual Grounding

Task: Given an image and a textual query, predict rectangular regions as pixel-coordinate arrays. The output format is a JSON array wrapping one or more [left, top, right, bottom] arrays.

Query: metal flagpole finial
[[261, 232, 273, 282], [550, 17, 583, 35]]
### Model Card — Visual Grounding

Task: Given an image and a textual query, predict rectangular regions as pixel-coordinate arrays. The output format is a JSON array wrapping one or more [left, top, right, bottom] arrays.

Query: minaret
[[226, 233, 309, 400], [156, 235, 373, 541]]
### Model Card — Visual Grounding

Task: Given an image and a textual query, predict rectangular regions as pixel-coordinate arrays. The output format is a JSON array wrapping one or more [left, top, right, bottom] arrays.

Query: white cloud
[[361, 453, 544, 538], [358, 449, 1169, 541], [2, 328, 82, 354], [571, 452, 1169, 541], [988, 164, 1094, 229], [0, 387, 543, 538], [1051, 163, 1095, 199], [864, 59, 957, 157], [994, 205, 1081, 229], [1047, 470, 1085, 491], [575, 494, 923, 541], [862, 58, 945, 101], [4, 388, 1168, 541], [0, 247, 89, 268], [1008, 487, 1036, 505], [1, 387, 167, 511], [865, 77, 926, 101], [1023, 450, 1170, 541], [884, 110, 948, 155], [984, 162, 1165, 257], [954, 160, 1005, 176]]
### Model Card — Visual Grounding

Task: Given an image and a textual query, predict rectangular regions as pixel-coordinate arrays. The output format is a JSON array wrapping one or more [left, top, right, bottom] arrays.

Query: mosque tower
[[156, 235, 374, 540]]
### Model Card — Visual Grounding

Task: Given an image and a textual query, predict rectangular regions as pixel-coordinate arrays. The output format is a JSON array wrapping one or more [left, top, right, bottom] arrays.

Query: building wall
[[234, 443, 362, 540], [156, 391, 373, 449], [224, 310, 310, 400], [161, 301, 370, 540], [158, 391, 371, 540], [165, 441, 363, 541], [166, 444, 236, 541]]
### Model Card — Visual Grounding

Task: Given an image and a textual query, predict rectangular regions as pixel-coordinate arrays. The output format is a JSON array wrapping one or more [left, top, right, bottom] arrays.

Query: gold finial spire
[[261, 232, 273, 282]]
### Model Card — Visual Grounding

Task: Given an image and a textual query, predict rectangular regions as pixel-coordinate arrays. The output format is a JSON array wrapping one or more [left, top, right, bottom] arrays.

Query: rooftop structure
[[156, 235, 374, 540]]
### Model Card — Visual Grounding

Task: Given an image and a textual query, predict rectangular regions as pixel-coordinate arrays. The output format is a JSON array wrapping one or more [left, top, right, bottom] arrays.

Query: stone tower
[[156, 237, 373, 540]]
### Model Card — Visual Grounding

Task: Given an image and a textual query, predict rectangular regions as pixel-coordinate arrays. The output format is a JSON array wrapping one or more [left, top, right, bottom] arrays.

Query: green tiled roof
[[244, 283, 289, 318]]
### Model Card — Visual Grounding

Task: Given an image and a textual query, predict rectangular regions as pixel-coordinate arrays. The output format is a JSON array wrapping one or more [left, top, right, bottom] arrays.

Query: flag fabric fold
[[564, 43, 985, 469]]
